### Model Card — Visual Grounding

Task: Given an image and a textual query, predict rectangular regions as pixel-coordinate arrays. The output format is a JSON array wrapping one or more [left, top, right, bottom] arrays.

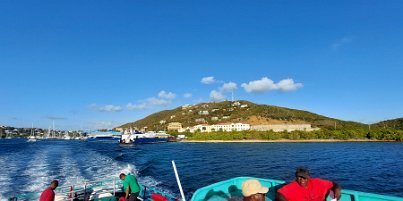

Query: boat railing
[[10, 177, 122, 201], [9, 177, 180, 201]]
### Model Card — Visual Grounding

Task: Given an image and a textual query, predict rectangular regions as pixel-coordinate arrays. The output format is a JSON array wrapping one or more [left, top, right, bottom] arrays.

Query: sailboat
[[5, 132, 12, 139], [44, 126, 51, 139], [63, 131, 71, 140], [5, 129, 12, 139], [27, 123, 37, 142]]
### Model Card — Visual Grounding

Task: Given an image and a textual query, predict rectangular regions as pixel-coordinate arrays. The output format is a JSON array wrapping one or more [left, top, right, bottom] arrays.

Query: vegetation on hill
[[120, 100, 366, 130], [372, 118, 403, 130], [118, 101, 403, 141], [169, 128, 403, 141]]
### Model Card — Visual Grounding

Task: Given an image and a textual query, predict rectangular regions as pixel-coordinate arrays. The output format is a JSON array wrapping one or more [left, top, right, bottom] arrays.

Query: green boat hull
[[190, 177, 403, 201]]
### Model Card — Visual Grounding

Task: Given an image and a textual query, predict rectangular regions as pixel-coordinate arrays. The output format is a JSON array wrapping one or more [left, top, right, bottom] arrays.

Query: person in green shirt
[[120, 173, 141, 201]]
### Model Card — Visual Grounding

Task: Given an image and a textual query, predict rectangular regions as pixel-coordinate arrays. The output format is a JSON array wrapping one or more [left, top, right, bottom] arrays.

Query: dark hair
[[51, 180, 59, 186], [295, 167, 310, 178], [119, 173, 126, 179]]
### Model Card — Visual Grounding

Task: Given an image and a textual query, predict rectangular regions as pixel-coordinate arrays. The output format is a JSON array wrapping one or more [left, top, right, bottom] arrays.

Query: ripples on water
[[0, 139, 402, 200]]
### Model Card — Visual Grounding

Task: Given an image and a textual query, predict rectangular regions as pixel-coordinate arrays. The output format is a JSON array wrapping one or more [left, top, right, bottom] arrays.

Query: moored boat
[[27, 135, 37, 142], [120, 130, 170, 144], [87, 130, 121, 142]]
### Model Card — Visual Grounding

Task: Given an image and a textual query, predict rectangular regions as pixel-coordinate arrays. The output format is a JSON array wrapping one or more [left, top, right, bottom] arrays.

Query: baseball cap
[[242, 179, 269, 197]]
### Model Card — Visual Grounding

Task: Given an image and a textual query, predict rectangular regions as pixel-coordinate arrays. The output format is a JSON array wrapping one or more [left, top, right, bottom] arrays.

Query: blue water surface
[[0, 139, 402, 200]]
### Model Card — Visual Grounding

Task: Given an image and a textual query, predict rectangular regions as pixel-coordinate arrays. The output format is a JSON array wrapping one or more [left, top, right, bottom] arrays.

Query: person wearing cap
[[242, 179, 269, 201], [39, 180, 59, 201], [276, 167, 341, 201]]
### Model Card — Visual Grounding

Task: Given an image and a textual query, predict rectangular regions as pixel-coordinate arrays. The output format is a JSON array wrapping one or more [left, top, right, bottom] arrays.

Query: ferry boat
[[87, 130, 121, 142], [120, 130, 170, 144]]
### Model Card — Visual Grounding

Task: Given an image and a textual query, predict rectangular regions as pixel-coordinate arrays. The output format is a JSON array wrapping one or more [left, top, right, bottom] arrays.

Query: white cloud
[[201, 76, 215, 84], [241, 77, 277, 93], [210, 90, 225, 102], [277, 79, 303, 91], [44, 116, 67, 120], [220, 82, 237, 92], [331, 36, 353, 51], [184, 93, 192, 98], [127, 103, 147, 110], [127, 98, 171, 110], [241, 77, 303, 93], [158, 90, 176, 99], [91, 121, 121, 130], [99, 105, 123, 112], [147, 97, 171, 106]]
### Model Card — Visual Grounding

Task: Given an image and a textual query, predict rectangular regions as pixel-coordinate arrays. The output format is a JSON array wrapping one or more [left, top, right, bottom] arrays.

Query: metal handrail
[[10, 177, 180, 201], [11, 177, 123, 201]]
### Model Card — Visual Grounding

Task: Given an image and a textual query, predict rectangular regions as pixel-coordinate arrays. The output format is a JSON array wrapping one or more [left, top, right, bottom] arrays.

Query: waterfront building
[[167, 122, 182, 131], [250, 124, 319, 132], [178, 123, 251, 133]]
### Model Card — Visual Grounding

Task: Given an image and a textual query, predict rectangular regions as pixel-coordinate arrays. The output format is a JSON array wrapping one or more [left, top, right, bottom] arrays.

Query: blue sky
[[1, 1, 402, 130]]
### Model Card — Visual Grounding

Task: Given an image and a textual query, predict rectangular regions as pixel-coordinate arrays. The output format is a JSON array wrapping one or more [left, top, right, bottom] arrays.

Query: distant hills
[[372, 118, 403, 130], [118, 100, 397, 131]]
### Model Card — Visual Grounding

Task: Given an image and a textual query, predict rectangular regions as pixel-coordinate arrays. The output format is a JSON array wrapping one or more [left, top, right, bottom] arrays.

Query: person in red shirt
[[276, 167, 341, 201], [39, 180, 59, 201]]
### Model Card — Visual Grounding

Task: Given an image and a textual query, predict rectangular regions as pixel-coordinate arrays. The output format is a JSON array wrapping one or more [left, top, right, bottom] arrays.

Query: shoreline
[[181, 139, 395, 143]]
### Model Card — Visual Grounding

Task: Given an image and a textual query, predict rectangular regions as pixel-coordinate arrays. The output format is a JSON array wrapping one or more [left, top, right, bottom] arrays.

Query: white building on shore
[[177, 123, 319, 133], [178, 122, 250, 133], [250, 124, 319, 132]]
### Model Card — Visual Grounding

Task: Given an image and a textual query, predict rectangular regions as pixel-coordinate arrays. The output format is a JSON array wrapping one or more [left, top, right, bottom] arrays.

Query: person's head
[[295, 167, 310, 188], [242, 179, 268, 201], [119, 173, 126, 181], [50, 180, 59, 190]]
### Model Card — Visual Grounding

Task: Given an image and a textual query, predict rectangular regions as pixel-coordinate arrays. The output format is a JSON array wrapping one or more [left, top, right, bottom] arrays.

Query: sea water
[[0, 139, 402, 200]]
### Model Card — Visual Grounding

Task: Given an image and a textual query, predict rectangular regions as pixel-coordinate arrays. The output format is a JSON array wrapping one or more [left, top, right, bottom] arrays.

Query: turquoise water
[[0, 139, 402, 200]]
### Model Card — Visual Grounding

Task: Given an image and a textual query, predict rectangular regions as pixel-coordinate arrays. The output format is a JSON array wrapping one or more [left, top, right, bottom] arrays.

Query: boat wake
[[23, 148, 51, 197], [0, 154, 14, 200], [0, 140, 176, 200], [59, 148, 87, 186]]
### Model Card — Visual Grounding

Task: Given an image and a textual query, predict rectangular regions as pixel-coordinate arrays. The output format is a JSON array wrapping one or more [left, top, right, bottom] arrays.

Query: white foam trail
[[59, 149, 87, 186], [120, 164, 138, 176], [23, 149, 51, 194], [0, 154, 12, 199], [82, 149, 134, 180], [139, 176, 175, 197], [139, 176, 161, 187], [0, 144, 25, 199]]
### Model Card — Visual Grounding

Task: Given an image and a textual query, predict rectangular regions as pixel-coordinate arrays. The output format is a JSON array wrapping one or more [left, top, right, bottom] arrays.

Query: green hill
[[119, 100, 367, 131], [372, 118, 403, 130]]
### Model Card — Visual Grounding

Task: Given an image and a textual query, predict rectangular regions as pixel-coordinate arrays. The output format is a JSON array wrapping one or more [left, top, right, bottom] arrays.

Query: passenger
[[39, 180, 59, 201], [119, 173, 141, 201], [276, 167, 342, 201], [242, 179, 269, 201]]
